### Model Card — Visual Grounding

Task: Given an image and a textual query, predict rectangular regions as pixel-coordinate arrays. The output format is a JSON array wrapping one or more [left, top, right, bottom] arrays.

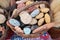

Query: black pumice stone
[[31, 25, 38, 30]]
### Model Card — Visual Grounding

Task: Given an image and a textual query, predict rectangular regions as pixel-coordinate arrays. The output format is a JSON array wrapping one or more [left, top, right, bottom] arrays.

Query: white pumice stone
[[19, 11, 32, 24]]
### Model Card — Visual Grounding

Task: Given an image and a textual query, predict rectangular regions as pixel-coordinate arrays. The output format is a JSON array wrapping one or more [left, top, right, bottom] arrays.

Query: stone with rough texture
[[19, 11, 32, 24], [9, 19, 20, 27], [31, 25, 38, 30], [40, 8, 49, 13], [35, 5, 40, 8], [35, 13, 44, 19], [26, 1, 33, 6], [29, 18, 37, 25], [40, 4, 45, 8], [25, 26, 31, 28], [38, 18, 44, 26], [0, 8, 4, 13], [45, 13, 51, 23], [0, 14, 6, 24], [23, 27, 31, 34], [30, 9, 40, 17]]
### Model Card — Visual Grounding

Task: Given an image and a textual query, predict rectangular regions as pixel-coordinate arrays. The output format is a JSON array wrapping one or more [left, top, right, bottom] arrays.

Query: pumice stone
[[9, 19, 20, 27], [40, 4, 45, 8], [19, 11, 32, 24], [35, 13, 44, 19], [40, 8, 49, 13], [45, 13, 51, 23], [25, 26, 31, 28], [30, 9, 40, 17], [29, 18, 37, 25], [31, 25, 38, 30], [0, 14, 6, 24], [26, 1, 33, 6], [38, 18, 44, 26], [0, 8, 4, 13], [23, 27, 31, 35]]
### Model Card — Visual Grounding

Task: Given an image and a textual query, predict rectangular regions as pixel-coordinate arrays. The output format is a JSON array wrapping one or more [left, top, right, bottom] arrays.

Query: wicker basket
[[7, 1, 51, 38]]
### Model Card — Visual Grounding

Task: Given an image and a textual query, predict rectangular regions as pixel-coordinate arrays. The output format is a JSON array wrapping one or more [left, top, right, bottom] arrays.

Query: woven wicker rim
[[7, 1, 51, 38]]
